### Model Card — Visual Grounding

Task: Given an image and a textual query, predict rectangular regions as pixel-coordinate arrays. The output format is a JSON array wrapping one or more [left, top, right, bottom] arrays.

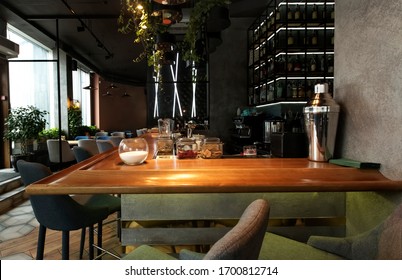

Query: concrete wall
[[209, 18, 253, 144], [335, 0, 402, 235]]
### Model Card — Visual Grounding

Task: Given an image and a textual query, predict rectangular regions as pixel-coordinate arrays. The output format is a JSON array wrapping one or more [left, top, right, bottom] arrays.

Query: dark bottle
[[311, 30, 318, 46], [287, 30, 294, 46], [287, 6, 293, 20], [327, 56, 334, 73], [287, 56, 294, 72], [311, 4, 318, 20], [294, 5, 302, 20], [293, 55, 302, 72], [309, 55, 317, 72]]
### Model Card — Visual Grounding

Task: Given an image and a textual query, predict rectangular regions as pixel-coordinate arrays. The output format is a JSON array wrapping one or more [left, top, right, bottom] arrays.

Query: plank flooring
[[0, 213, 124, 260]]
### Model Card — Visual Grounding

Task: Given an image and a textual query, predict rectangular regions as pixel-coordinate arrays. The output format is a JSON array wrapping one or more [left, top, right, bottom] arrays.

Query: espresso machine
[[230, 115, 267, 154]]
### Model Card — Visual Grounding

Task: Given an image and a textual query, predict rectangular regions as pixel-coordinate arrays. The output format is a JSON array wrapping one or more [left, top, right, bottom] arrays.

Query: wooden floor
[[0, 214, 124, 260]]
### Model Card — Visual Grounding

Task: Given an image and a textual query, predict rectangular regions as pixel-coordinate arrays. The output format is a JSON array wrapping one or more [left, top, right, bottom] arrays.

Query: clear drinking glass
[[118, 138, 149, 165]]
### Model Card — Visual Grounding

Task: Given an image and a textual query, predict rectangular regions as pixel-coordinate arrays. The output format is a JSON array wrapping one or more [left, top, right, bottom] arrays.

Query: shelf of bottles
[[247, 0, 335, 106]]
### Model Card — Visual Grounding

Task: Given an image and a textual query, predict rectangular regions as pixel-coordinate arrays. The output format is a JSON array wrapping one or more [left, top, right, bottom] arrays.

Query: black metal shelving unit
[[247, 0, 335, 106]]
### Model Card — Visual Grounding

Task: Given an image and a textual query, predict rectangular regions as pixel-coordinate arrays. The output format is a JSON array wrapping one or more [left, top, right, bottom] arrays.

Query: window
[[7, 24, 55, 128], [72, 68, 91, 126]]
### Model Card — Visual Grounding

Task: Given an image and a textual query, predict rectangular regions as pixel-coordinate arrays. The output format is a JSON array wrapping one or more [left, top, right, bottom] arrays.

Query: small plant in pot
[[3, 106, 47, 171]]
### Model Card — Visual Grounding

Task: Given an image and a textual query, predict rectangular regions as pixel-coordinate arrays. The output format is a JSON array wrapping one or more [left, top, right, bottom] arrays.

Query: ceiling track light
[[108, 83, 118, 89], [83, 85, 95, 90], [61, 0, 112, 59], [122, 92, 131, 97]]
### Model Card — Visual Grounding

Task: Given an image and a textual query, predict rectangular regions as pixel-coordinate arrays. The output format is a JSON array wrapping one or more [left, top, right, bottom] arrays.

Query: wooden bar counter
[[26, 134, 402, 195], [25, 134, 402, 246]]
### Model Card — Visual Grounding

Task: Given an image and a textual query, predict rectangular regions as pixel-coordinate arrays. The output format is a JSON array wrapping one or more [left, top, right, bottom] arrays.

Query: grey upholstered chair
[[109, 136, 123, 147], [96, 139, 114, 153], [72, 146, 92, 162], [46, 139, 76, 164], [77, 139, 99, 156], [17, 160, 110, 260], [122, 198, 270, 260]]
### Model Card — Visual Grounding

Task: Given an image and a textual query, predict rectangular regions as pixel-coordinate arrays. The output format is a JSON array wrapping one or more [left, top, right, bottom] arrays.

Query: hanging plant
[[182, 0, 231, 63], [118, 0, 169, 72]]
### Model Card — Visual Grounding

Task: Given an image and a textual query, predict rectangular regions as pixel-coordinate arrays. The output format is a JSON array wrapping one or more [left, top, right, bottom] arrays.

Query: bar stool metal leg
[[36, 224, 46, 260], [61, 231, 70, 260]]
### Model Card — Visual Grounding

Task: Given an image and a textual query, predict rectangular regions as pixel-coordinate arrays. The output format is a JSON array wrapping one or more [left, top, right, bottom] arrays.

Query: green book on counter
[[329, 158, 381, 169]]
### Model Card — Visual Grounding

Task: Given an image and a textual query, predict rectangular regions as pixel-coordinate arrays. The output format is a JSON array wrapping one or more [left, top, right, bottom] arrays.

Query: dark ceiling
[[0, 0, 266, 86]]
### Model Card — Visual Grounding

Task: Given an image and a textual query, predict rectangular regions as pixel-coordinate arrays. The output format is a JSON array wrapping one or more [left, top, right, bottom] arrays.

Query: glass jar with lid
[[200, 138, 223, 159], [176, 138, 198, 159], [156, 136, 174, 156]]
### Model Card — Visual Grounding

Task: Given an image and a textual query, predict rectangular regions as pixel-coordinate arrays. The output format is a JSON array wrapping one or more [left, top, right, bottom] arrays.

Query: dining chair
[[122, 198, 270, 260], [109, 136, 123, 147], [72, 146, 122, 258], [111, 131, 125, 138], [77, 139, 99, 156], [96, 140, 114, 153], [46, 139, 76, 168], [74, 135, 89, 140], [95, 131, 108, 137], [17, 160, 110, 260]]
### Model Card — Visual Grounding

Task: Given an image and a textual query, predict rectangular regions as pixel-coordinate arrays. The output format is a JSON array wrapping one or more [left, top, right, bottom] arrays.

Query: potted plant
[[3, 106, 47, 170]]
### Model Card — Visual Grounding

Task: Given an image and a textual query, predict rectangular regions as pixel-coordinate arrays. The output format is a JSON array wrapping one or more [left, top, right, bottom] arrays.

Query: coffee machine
[[230, 115, 268, 154]]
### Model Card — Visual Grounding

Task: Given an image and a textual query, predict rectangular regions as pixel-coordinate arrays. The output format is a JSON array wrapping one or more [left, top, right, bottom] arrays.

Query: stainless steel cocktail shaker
[[303, 83, 340, 162]]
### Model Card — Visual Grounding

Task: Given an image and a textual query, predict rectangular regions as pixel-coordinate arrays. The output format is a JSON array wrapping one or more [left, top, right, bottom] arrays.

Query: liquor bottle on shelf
[[294, 5, 302, 21], [297, 82, 305, 98], [287, 56, 294, 72], [311, 30, 318, 46], [267, 84, 274, 101], [309, 55, 317, 72], [311, 4, 318, 20], [287, 6, 293, 20], [275, 8, 281, 21], [287, 82, 292, 98], [330, 5, 335, 20], [260, 84, 267, 103], [293, 55, 302, 72], [291, 82, 298, 98], [327, 56, 334, 73], [287, 30, 294, 46], [276, 81, 284, 98], [275, 55, 286, 73]]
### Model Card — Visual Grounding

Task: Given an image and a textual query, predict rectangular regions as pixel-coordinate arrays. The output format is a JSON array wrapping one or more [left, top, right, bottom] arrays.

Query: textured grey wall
[[209, 18, 253, 145], [335, 0, 402, 235], [335, 0, 402, 180]]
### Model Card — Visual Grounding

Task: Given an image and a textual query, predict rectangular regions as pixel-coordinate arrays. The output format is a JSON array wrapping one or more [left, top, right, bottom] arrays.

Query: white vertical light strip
[[191, 61, 197, 118], [153, 67, 160, 118], [170, 52, 183, 118]]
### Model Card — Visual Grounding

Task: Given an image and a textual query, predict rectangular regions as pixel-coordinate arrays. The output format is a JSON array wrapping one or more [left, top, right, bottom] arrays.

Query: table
[[26, 134, 402, 246]]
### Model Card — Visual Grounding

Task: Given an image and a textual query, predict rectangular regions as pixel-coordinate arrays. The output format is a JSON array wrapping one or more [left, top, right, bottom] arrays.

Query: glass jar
[[118, 138, 149, 165], [156, 136, 174, 156], [176, 138, 197, 159], [200, 138, 223, 159]]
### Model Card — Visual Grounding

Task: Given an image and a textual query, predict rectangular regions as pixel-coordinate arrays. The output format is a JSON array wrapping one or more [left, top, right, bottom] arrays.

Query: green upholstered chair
[[122, 199, 270, 260], [259, 202, 402, 260], [17, 160, 110, 260]]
